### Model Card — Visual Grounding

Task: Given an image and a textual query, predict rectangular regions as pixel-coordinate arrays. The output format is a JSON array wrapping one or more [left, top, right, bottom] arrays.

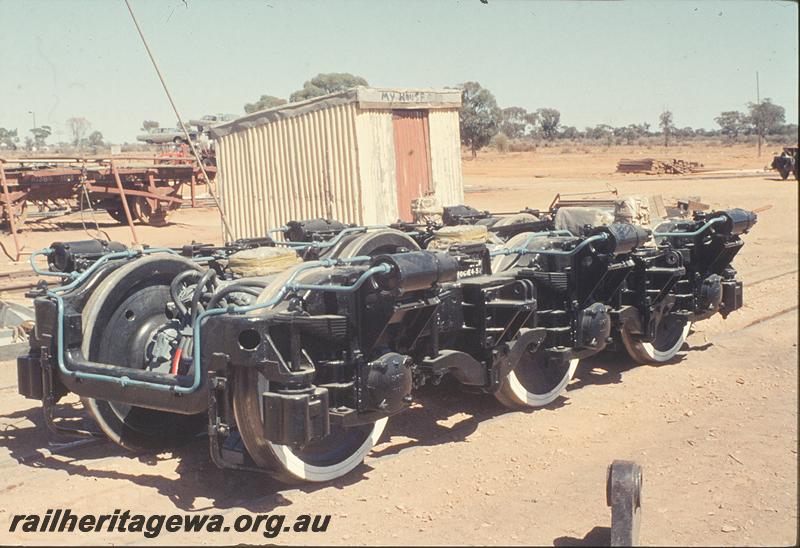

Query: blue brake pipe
[[30, 249, 76, 279], [518, 229, 574, 248], [46, 247, 181, 390], [487, 229, 574, 257], [189, 255, 380, 394], [287, 263, 391, 293], [48, 248, 178, 294], [274, 225, 388, 249], [652, 216, 726, 238], [49, 252, 377, 394], [490, 232, 606, 257]]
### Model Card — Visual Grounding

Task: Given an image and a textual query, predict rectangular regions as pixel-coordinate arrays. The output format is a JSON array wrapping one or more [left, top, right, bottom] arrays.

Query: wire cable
[[123, 0, 233, 241]]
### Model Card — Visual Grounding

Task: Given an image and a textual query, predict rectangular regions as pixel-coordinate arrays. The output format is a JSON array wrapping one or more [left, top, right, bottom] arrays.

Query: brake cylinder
[[715, 208, 757, 236], [590, 223, 651, 255], [372, 251, 458, 293], [48, 239, 127, 273]]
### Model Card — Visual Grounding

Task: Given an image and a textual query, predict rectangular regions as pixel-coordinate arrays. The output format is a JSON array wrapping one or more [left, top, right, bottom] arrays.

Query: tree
[[614, 124, 648, 145], [87, 131, 104, 147], [141, 120, 159, 131], [499, 107, 529, 139], [748, 98, 786, 135], [560, 126, 580, 140], [289, 73, 368, 102], [86, 131, 104, 153], [491, 132, 509, 153], [66, 117, 91, 146], [659, 110, 675, 147], [244, 95, 287, 113], [714, 111, 747, 141], [523, 111, 539, 136], [0, 128, 19, 150], [458, 81, 502, 157], [536, 108, 561, 140], [776, 123, 798, 138], [245, 95, 287, 113], [747, 98, 785, 155], [585, 124, 614, 141], [30, 125, 51, 148]]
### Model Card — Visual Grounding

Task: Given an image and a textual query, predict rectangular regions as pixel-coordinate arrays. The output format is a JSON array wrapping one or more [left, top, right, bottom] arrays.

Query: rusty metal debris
[[617, 158, 703, 175]]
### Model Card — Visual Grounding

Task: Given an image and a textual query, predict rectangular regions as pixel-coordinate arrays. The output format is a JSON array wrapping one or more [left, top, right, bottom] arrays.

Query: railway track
[[0, 269, 39, 294]]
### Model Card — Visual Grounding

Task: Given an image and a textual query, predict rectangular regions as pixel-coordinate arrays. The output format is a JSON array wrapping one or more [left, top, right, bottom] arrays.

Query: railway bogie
[[16, 196, 757, 483]]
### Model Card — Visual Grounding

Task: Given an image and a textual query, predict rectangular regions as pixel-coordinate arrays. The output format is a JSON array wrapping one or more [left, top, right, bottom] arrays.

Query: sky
[[1, 0, 797, 143]]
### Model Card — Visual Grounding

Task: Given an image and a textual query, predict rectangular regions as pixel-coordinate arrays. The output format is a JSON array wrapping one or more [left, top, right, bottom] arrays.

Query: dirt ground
[[0, 144, 796, 546]]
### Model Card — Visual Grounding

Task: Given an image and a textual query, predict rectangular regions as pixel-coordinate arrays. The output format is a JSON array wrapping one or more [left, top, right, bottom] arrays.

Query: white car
[[136, 127, 197, 145], [189, 114, 238, 132]]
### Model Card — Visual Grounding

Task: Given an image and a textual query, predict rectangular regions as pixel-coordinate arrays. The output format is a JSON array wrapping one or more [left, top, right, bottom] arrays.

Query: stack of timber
[[616, 158, 703, 175]]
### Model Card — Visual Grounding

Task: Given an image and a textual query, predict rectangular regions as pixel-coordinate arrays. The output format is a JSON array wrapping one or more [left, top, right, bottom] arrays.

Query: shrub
[[491, 132, 510, 154], [508, 139, 537, 152]]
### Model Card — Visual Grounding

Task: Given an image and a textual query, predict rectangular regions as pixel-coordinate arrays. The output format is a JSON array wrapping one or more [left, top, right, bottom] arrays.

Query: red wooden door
[[392, 110, 432, 221]]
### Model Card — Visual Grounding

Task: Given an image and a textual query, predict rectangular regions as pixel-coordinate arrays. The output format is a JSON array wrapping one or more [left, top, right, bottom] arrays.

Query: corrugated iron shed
[[211, 87, 463, 240]]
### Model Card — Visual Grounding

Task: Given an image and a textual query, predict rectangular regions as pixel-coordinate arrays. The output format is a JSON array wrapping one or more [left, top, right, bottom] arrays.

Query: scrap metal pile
[[16, 195, 756, 483], [616, 158, 703, 175]]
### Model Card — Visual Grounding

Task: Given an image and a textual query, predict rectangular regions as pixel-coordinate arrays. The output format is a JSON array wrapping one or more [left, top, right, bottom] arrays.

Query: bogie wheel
[[491, 231, 549, 273], [495, 345, 579, 409], [1, 200, 27, 228], [232, 265, 387, 483], [105, 197, 140, 224], [491, 212, 539, 228], [132, 196, 170, 226], [330, 228, 421, 259], [482, 213, 539, 246], [80, 255, 206, 451], [620, 315, 691, 364], [492, 230, 579, 408]]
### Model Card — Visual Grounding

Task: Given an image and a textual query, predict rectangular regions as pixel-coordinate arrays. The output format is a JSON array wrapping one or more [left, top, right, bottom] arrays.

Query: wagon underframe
[[0, 157, 215, 259]]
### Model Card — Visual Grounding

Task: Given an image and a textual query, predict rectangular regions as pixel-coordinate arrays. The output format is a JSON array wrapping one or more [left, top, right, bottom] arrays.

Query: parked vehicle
[[189, 114, 238, 132], [136, 127, 197, 145], [770, 146, 799, 180]]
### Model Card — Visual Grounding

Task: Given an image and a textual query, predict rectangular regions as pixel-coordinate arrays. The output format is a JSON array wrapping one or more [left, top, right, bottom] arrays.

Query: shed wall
[[215, 96, 464, 238], [354, 108, 464, 224], [216, 102, 363, 240], [353, 111, 399, 225], [428, 109, 464, 207]]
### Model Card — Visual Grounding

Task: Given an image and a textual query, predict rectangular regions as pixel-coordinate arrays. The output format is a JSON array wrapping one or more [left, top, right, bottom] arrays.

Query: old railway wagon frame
[[0, 155, 214, 259]]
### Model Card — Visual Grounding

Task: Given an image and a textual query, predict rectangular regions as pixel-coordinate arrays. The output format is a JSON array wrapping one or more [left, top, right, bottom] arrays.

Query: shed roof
[[210, 86, 462, 139]]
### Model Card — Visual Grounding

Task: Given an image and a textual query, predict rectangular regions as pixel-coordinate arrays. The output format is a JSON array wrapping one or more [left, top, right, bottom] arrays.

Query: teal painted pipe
[[652, 216, 726, 238], [491, 232, 606, 257], [50, 254, 375, 394]]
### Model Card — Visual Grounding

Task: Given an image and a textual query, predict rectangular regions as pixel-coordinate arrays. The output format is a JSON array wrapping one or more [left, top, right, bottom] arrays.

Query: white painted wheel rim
[[505, 358, 579, 407], [622, 321, 691, 363], [266, 419, 387, 482], [237, 263, 387, 482]]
